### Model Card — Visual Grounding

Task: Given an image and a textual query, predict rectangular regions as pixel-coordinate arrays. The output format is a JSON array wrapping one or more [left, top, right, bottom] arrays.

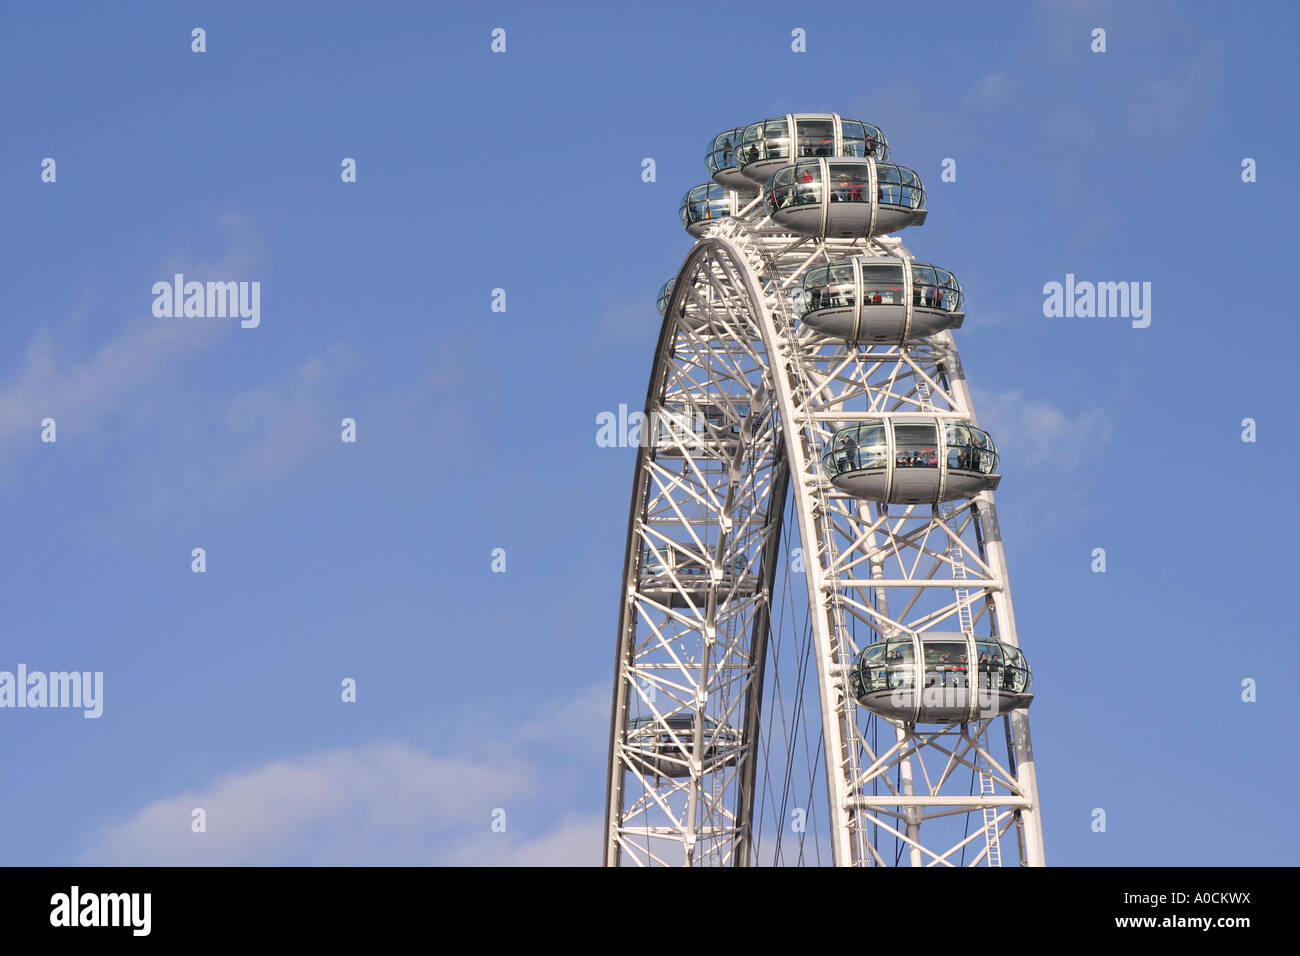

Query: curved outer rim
[[602, 238, 788, 867]]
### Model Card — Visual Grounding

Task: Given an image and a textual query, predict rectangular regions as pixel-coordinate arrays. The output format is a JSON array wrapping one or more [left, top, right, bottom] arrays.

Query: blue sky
[[0, 0, 1296, 865]]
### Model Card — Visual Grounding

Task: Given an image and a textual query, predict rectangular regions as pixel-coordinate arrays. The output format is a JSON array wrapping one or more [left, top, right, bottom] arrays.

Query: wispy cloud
[[79, 683, 610, 866], [1127, 42, 1223, 139], [0, 216, 255, 458], [78, 742, 540, 865], [973, 387, 1112, 473], [967, 73, 1014, 109]]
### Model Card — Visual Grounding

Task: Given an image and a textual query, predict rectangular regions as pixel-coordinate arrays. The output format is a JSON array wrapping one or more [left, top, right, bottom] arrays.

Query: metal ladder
[[942, 502, 1001, 866], [978, 745, 1002, 867]]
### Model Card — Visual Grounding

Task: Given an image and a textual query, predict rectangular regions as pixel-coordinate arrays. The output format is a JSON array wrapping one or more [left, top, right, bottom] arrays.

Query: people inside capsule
[[737, 115, 890, 183], [822, 419, 999, 504], [849, 634, 1032, 723], [765, 160, 925, 238], [707, 126, 755, 190], [797, 258, 964, 343], [800, 261, 961, 317], [826, 421, 997, 476]]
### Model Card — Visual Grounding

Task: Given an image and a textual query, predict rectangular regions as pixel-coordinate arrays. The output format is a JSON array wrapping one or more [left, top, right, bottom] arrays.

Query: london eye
[[604, 113, 1045, 867]]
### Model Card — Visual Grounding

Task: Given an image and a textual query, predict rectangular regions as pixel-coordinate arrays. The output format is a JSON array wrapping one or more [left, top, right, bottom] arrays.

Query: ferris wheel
[[603, 113, 1045, 867]]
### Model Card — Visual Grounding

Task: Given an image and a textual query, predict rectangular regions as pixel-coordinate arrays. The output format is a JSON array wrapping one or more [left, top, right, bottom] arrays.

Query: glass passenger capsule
[[848, 632, 1033, 724], [653, 399, 750, 457], [706, 126, 752, 191], [679, 183, 755, 237], [626, 714, 744, 778], [822, 418, 1000, 504], [639, 543, 754, 608], [656, 278, 676, 318], [765, 159, 926, 238], [736, 113, 889, 185], [796, 256, 964, 342]]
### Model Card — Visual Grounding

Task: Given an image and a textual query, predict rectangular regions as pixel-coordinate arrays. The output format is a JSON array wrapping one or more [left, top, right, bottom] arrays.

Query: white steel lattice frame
[[604, 196, 1046, 868]]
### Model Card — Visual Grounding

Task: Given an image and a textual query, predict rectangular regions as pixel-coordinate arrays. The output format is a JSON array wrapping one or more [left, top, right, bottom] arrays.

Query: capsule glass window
[[841, 120, 886, 159], [894, 423, 938, 468], [796, 119, 834, 157], [680, 184, 730, 226], [763, 117, 790, 158], [861, 263, 904, 305], [708, 129, 742, 174], [877, 165, 925, 209], [826, 162, 870, 203]]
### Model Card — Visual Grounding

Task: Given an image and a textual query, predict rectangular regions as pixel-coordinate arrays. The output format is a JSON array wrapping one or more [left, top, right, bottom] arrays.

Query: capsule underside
[[801, 303, 965, 341], [831, 466, 1000, 505], [856, 684, 1035, 724], [772, 201, 927, 238]]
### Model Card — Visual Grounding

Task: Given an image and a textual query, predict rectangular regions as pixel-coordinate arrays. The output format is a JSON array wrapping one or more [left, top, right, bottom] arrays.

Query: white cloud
[[967, 73, 1014, 108], [449, 814, 602, 867], [79, 742, 547, 865], [0, 215, 258, 452], [0, 314, 227, 448], [973, 387, 1112, 472], [80, 684, 612, 866]]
